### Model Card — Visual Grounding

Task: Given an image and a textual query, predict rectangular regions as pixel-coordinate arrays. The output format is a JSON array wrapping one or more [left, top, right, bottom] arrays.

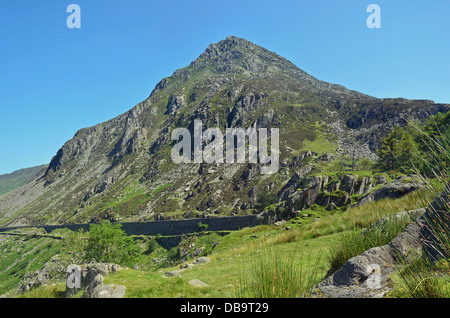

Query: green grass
[[16, 282, 67, 298], [235, 241, 325, 298], [103, 268, 214, 298], [0, 235, 63, 296], [102, 229, 331, 298], [9, 180, 443, 299], [272, 188, 430, 244], [300, 130, 335, 155], [387, 258, 450, 298]]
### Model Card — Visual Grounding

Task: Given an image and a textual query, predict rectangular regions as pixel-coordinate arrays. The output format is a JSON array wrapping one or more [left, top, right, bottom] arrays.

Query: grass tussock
[[236, 245, 322, 298], [388, 258, 450, 298], [16, 283, 66, 298]]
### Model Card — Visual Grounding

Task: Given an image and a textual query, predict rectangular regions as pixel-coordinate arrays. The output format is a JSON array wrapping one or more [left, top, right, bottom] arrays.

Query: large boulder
[[64, 263, 124, 298], [90, 284, 126, 298], [272, 174, 375, 222], [81, 273, 126, 298]]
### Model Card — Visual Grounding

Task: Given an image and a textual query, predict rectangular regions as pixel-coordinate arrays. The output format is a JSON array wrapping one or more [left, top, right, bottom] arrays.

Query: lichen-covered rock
[[64, 262, 124, 298], [90, 283, 126, 298]]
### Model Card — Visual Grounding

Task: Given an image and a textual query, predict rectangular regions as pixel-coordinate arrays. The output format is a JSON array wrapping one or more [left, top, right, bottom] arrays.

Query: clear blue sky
[[1, 0, 449, 175]]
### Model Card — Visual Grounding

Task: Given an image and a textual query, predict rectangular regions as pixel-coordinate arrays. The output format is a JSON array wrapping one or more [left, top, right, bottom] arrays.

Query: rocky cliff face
[[0, 36, 448, 227], [257, 173, 426, 225]]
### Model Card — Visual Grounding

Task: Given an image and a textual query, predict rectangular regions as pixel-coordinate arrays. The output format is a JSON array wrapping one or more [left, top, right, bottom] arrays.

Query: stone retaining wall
[[0, 215, 259, 236]]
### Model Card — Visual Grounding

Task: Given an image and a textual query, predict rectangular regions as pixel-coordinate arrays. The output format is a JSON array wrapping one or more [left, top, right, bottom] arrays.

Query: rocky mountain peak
[[187, 36, 303, 77]]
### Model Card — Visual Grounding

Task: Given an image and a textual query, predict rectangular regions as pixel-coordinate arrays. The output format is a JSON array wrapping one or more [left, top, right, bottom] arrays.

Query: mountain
[[0, 36, 448, 227], [0, 165, 47, 196]]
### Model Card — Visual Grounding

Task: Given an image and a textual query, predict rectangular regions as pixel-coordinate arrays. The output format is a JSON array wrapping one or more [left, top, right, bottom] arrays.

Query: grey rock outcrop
[[356, 175, 426, 206], [81, 273, 126, 298], [278, 163, 315, 202], [311, 212, 427, 298], [277, 174, 375, 220], [166, 93, 186, 115], [64, 263, 124, 298], [259, 174, 426, 225], [17, 256, 66, 294], [90, 283, 126, 298]]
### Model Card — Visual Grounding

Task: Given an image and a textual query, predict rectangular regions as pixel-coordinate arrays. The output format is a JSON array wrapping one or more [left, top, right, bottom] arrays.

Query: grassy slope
[[0, 165, 47, 196], [0, 234, 62, 296], [5, 184, 446, 298], [100, 189, 431, 298]]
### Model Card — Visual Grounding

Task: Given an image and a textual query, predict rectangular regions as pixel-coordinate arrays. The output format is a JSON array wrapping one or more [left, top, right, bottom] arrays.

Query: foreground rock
[[311, 185, 447, 298], [65, 263, 125, 298], [81, 274, 126, 298]]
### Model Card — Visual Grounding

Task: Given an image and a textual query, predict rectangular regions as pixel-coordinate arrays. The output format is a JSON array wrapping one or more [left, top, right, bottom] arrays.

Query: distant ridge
[[0, 165, 47, 196]]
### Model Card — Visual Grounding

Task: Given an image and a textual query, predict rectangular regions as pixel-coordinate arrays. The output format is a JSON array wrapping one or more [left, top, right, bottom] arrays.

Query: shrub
[[256, 188, 277, 211], [84, 221, 141, 267], [197, 222, 209, 232]]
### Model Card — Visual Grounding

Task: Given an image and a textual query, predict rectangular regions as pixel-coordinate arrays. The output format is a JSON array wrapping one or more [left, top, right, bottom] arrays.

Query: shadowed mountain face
[[1, 36, 448, 227]]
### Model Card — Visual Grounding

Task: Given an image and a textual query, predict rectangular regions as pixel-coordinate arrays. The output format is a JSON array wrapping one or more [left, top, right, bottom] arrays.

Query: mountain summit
[[0, 36, 448, 227]]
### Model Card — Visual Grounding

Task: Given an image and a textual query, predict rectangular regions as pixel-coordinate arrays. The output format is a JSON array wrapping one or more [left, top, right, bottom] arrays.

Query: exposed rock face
[[257, 174, 427, 225], [356, 175, 427, 206], [279, 173, 375, 216], [311, 184, 449, 298], [166, 93, 186, 115], [90, 283, 126, 298], [17, 256, 67, 294]]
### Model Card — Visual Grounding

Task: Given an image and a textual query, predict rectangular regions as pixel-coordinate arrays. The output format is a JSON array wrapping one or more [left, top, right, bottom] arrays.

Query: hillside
[[0, 165, 47, 197], [0, 36, 448, 229]]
